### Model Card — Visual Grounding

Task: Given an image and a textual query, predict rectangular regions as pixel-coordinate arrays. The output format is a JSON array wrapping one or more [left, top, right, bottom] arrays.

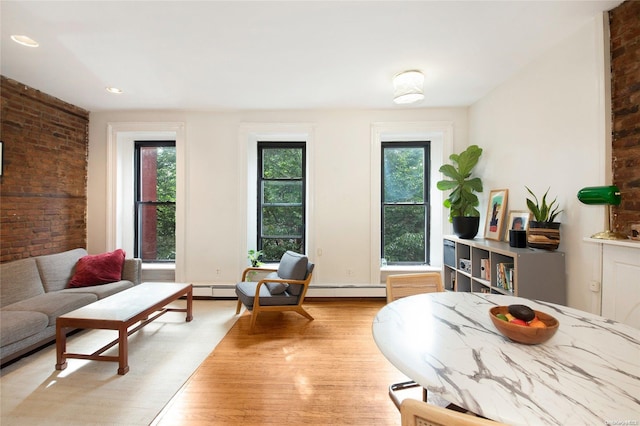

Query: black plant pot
[[452, 216, 480, 239]]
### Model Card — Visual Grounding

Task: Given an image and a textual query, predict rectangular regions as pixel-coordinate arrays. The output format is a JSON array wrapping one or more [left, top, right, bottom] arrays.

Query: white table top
[[59, 282, 191, 322], [372, 292, 640, 425]]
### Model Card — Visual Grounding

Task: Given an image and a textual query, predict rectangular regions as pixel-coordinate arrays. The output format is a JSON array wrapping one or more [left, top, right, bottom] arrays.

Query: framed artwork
[[505, 210, 530, 242], [484, 189, 508, 241]]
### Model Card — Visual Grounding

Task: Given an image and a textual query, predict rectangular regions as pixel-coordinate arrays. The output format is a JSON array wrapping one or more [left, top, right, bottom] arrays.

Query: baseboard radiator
[[190, 284, 386, 298]]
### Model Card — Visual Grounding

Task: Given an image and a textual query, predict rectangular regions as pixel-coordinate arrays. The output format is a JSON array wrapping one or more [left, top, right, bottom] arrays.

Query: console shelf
[[443, 235, 566, 304]]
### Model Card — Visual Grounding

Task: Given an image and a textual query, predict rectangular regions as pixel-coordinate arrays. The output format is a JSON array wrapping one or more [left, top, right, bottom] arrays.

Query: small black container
[[509, 230, 527, 248]]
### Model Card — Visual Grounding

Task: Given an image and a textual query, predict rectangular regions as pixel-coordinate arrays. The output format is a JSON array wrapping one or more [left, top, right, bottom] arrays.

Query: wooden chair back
[[386, 272, 443, 304], [401, 399, 507, 426]]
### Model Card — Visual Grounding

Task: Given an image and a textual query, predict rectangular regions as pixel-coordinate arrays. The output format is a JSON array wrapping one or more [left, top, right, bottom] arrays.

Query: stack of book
[[496, 262, 514, 292]]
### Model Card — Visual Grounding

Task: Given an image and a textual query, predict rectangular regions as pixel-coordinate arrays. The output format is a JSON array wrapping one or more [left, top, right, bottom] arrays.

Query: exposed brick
[[610, 0, 640, 235], [0, 76, 89, 263]]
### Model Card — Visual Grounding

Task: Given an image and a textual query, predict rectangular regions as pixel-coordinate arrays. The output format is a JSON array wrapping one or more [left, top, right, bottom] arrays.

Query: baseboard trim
[[189, 284, 386, 298]]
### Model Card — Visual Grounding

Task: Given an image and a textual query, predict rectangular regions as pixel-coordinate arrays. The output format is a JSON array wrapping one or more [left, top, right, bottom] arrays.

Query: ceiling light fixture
[[11, 35, 39, 48], [393, 70, 424, 105], [106, 87, 123, 94]]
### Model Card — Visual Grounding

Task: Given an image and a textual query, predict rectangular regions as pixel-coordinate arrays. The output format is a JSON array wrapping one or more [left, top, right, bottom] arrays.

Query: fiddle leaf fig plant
[[437, 145, 484, 221], [525, 186, 563, 223]]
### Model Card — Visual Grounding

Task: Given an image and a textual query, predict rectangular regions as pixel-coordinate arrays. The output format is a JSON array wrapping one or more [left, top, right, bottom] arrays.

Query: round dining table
[[372, 292, 640, 425]]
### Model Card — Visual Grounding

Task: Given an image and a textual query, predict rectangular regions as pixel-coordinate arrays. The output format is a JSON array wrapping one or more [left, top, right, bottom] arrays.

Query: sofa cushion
[[36, 248, 87, 292], [262, 272, 288, 295], [0, 310, 49, 347], [277, 251, 308, 281], [69, 249, 126, 288], [287, 263, 314, 297], [265, 281, 289, 295], [60, 280, 134, 300], [3, 292, 98, 326], [0, 258, 45, 308], [235, 282, 298, 309]]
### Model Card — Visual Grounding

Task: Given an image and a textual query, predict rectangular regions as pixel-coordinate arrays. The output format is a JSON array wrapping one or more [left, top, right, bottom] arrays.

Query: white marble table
[[372, 292, 640, 425]]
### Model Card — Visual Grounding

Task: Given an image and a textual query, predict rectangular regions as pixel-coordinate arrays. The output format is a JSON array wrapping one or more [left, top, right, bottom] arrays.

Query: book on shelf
[[480, 258, 490, 280], [496, 263, 514, 292]]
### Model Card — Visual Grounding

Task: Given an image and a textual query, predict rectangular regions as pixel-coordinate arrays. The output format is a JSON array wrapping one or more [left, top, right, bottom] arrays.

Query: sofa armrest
[[122, 258, 142, 285]]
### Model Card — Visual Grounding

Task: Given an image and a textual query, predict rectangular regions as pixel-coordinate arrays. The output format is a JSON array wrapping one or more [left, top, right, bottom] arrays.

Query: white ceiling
[[0, 1, 621, 112]]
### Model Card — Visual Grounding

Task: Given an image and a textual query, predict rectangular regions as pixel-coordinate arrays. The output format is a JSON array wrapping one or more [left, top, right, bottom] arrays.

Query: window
[[134, 141, 176, 262], [381, 142, 430, 265], [257, 142, 306, 262]]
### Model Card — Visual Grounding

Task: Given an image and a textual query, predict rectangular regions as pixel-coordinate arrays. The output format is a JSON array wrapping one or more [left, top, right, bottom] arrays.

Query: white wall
[[88, 108, 468, 291], [469, 16, 610, 313], [88, 15, 610, 309]]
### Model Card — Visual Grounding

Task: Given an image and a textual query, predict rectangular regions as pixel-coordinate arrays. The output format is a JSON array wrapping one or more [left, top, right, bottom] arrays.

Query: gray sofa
[[0, 248, 141, 365]]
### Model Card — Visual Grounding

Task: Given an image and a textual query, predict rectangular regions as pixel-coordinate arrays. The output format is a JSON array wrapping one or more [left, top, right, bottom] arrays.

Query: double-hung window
[[134, 141, 176, 262], [257, 142, 306, 262], [381, 141, 431, 265]]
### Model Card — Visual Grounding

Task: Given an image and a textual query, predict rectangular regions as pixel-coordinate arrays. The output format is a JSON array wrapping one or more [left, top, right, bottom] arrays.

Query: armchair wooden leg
[[235, 299, 242, 315], [296, 307, 314, 321], [249, 311, 258, 333]]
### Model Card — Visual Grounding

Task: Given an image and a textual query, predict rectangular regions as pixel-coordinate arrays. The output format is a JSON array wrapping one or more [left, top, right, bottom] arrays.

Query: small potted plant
[[525, 186, 563, 250], [248, 249, 263, 267], [246, 249, 264, 281], [437, 145, 484, 239]]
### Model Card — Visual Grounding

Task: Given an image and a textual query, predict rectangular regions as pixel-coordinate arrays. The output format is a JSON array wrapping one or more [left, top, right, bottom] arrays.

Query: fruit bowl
[[489, 306, 559, 345]]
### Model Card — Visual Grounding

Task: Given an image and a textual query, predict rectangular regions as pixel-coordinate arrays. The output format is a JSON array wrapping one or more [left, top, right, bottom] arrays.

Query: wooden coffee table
[[55, 282, 193, 375]]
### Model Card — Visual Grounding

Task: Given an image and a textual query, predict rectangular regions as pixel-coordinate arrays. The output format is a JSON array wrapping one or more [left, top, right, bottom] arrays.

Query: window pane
[[262, 148, 302, 179], [138, 204, 176, 261], [383, 147, 424, 203], [140, 146, 176, 202], [262, 181, 303, 204], [261, 206, 304, 236], [261, 238, 303, 262], [383, 205, 425, 263]]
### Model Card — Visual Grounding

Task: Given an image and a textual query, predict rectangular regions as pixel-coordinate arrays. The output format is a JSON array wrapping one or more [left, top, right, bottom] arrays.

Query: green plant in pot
[[437, 145, 483, 239], [246, 249, 264, 281], [248, 249, 263, 267], [525, 186, 563, 250]]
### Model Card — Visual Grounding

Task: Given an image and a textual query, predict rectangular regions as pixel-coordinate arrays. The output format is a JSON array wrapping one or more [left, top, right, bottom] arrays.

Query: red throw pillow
[[69, 249, 126, 288]]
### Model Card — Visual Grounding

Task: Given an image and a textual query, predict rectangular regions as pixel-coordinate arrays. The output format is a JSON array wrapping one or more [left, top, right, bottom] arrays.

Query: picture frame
[[505, 210, 530, 242], [484, 189, 508, 241]]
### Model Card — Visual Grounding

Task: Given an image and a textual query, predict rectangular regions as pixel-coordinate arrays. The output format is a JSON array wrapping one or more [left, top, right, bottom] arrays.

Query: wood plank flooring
[[152, 299, 411, 425]]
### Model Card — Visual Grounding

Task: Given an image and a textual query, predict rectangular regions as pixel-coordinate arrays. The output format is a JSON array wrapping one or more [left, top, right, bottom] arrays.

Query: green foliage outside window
[[382, 145, 428, 264], [259, 145, 305, 262], [152, 146, 176, 260]]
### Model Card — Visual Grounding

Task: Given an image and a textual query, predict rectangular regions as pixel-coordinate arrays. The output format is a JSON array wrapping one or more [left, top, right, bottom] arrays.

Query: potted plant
[[525, 186, 563, 250], [248, 249, 263, 267], [437, 145, 484, 239], [246, 249, 264, 281]]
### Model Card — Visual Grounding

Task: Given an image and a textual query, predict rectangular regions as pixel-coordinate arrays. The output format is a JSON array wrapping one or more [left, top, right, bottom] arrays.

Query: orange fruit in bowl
[[529, 318, 547, 328]]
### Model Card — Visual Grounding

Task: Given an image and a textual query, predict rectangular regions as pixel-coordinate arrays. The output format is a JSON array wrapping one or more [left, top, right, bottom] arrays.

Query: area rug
[[0, 299, 240, 425]]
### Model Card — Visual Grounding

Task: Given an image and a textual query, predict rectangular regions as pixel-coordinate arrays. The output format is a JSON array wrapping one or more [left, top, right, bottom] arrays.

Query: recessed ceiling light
[[11, 35, 39, 48], [106, 87, 123, 94]]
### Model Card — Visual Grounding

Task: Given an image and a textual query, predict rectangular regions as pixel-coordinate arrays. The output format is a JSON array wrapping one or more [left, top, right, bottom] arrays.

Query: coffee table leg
[[55, 324, 67, 371], [186, 287, 193, 322], [117, 324, 129, 375]]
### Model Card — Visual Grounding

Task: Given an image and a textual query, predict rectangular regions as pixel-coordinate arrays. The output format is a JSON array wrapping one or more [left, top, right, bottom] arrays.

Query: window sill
[[380, 265, 441, 272], [142, 263, 175, 270]]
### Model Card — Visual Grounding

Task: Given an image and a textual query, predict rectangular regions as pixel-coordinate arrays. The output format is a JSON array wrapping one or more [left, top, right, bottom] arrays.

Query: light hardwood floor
[[152, 299, 411, 425]]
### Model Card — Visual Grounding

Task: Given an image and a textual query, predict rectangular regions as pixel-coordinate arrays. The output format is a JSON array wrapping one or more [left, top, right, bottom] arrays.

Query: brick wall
[[0, 76, 89, 262], [610, 0, 640, 235]]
